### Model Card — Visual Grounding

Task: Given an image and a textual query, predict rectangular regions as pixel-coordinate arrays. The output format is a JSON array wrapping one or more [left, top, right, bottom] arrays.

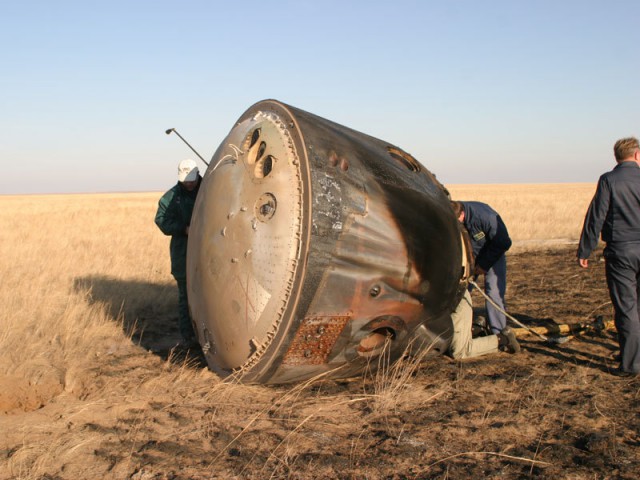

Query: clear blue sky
[[1, 0, 638, 194]]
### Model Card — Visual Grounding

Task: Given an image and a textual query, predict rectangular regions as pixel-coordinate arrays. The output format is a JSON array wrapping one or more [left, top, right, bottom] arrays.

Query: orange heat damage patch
[[282, 316, 351, 365]]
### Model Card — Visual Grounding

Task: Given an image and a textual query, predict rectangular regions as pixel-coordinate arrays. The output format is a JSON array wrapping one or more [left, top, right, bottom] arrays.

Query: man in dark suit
[[578, 137, 640, 377]]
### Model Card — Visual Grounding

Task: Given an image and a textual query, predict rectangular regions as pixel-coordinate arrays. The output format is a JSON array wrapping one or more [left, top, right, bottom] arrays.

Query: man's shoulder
[[464, 201, 497, 219], [159, 183, 182, 203], [462, 200, 485, 208], [602, 162, 640, 184]]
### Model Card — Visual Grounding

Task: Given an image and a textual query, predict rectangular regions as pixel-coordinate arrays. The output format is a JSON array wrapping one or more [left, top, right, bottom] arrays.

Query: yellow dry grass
[[0, 184, 608, 479], [0, 192, 382, 478], [447, 183, 596, 248], [0, 184, 597, 389], [0, 184, 596, 393], [0, 193, 168, 379], [0, 193, 181, 478]]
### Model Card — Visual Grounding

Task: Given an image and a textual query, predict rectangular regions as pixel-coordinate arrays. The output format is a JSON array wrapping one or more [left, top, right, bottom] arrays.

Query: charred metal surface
[[282, 316, 351, 366], [187, 99, 466, 384]]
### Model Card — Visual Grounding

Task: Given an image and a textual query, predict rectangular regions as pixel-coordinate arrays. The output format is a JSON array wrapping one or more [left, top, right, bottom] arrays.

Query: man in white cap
[[155, 159, 201, 348]]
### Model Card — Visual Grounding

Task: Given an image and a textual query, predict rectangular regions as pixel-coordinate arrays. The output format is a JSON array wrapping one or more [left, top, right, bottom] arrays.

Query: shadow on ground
[[73, 275, 206, 367], [471, 306, 620, 375]]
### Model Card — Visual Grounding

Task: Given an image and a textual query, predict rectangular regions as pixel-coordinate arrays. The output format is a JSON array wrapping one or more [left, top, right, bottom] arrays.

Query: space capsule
[[187, 100, 468, 384]]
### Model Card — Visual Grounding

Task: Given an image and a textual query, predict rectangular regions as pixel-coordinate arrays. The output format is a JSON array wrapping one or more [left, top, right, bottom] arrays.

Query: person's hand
[[578, 258, 588, 268], [473, 265, 486, 276]]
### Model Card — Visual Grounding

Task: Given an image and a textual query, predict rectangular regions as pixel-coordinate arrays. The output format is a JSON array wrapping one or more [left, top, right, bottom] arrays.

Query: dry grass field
[[447, 183, 595, 248], [1, 183, 639, 480]]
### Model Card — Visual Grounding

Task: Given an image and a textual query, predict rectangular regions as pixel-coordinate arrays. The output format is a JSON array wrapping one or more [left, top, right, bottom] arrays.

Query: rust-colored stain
[[282, 316, 351, 365]]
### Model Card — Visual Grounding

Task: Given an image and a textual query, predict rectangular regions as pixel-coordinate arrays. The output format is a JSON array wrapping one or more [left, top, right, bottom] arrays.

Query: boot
[[498, 327, 521, 354]]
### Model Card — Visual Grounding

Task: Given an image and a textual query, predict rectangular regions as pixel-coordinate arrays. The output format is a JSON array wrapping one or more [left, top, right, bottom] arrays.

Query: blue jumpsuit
[[578, 161, 640, 375], [461, 201, 513, 334]]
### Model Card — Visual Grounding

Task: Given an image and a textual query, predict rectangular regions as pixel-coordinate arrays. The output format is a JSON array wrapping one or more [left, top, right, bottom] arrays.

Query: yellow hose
[[511, 320, 615, 338]]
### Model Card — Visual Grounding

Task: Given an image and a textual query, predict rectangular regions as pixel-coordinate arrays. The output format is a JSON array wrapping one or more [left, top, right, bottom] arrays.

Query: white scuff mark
[[315, 174, 342, 205], [318, 175, 342, 192], [315, 191, 338, 204], [213, 143, 244, 171], [314, 172, 343, 226], [213, 154, 236, 171], [229, 143, 244, 157]]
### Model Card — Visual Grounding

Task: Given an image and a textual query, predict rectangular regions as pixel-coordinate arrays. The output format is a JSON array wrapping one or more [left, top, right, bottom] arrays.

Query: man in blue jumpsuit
[[451, 201, 514, 341], [578, 137, 640, 377], [155, 159, 201, 347]]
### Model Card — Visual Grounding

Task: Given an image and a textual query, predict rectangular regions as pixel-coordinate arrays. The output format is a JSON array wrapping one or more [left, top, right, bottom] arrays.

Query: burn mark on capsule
[[282, 316, 350, 365]]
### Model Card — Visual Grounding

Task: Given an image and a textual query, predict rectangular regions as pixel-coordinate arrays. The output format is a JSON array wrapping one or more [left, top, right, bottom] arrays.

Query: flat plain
[[1, 184, 639, 480]]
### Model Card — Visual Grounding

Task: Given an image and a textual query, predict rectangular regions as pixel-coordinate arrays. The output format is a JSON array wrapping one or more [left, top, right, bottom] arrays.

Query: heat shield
[[187, 100, 465, 384]]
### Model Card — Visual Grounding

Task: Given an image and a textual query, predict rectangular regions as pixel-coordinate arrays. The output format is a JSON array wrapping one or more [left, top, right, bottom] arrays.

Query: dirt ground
[[1, 246, 639, 479]]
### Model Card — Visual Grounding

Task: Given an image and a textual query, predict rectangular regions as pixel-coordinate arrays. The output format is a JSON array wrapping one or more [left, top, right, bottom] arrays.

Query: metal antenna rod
[[165, 128, 210, 167]]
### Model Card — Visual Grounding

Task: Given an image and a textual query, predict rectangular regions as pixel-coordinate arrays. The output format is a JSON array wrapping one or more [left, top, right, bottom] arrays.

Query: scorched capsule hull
[[187, 100, 466, 384]]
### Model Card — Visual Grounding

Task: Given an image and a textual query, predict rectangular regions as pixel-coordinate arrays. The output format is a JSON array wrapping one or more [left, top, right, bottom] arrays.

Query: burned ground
[[1, 246, 639, 480]]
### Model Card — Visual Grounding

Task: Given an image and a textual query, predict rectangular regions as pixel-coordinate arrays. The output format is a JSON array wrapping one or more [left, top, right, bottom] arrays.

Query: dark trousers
[[604, 244, 640, 374], [174, 276, 196, 341]]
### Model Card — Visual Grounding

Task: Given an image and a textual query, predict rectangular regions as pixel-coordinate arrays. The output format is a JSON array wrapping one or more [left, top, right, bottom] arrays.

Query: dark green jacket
[[155, 179, 200, 280]]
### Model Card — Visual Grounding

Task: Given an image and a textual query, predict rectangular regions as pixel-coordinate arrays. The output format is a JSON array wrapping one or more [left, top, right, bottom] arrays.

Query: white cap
[[178, 159, 199, 182]]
